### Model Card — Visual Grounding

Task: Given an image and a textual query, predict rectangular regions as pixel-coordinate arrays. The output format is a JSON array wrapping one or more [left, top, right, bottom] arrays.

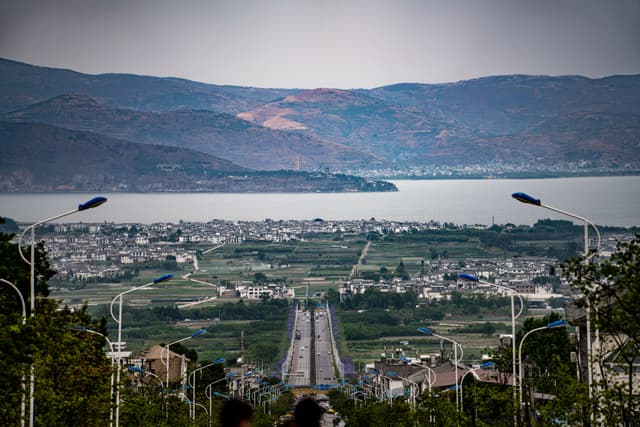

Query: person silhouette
[[219, 399, 253, 427], [293, 398, 323, 427]]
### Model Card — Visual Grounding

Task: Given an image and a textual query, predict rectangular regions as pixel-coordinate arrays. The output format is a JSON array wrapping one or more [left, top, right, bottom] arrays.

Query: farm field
[[48, 226, 581, 373]]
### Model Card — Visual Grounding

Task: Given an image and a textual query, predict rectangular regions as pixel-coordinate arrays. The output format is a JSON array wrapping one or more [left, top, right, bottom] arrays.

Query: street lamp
[[16, 196, 107, 427], [459, 361, 495, 412], [160, 329, 207, 389], [0, 278, 26, 321], [128, 366, 164, 390], [369, 368, 397, 404], [518, 319, 567, 412], [206, 373, 234, 427], [185, 399, 208, 419], [188, 357, 225, 419], [417, 327, 464, 411], [109, 273, 174, 427], [409, 361, 437, 393], [387, 371, 419, 410], [70, 326, 116, 427], [459, 272, 523, 419], [512, 191, 601, 402], [1, 278, 27, 427], [511, 192, 601, 258]]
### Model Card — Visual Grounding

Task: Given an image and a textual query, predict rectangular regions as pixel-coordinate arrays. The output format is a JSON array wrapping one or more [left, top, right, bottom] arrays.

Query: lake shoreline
[[1, 177, 638, 226], [372, 171, 640, 180]]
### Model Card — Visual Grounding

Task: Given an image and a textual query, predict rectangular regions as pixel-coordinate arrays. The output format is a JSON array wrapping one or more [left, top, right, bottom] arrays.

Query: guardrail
[[281, 301, 299, 379], [326, 302, 344, 379]]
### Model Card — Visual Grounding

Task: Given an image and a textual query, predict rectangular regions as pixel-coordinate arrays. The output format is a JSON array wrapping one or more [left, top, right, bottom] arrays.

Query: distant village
[[14, 219, 630, 306]]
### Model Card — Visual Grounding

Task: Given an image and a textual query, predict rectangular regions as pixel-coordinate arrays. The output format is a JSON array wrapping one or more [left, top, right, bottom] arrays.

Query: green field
[[50, 223, 585, 372]]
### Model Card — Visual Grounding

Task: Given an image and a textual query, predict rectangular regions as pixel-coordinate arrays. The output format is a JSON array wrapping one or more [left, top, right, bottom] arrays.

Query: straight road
[[288, 309, 312, 386], [314, 307, 336, 385]]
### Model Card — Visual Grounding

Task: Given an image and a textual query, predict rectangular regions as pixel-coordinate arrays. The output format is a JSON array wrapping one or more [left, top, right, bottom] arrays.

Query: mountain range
[[1, 57, 639, 185], [0, 121, 394, 193], [1, 94, 379, 170]]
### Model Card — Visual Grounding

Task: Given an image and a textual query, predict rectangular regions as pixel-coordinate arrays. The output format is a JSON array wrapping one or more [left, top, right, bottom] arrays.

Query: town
[[4, 218, 630, 308]]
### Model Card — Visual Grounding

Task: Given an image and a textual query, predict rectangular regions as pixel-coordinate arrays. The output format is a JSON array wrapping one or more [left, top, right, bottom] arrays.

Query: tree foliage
[[0, 233, 111, 426], [562, 234, 640, 425]]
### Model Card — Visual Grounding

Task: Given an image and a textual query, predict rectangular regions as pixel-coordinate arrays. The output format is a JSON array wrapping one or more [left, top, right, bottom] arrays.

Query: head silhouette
[[294, 398, 322, 427], [219, 399, 253, 427]]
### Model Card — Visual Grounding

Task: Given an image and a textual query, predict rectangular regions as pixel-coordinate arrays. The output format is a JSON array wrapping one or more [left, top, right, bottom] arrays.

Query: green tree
[[253, 272, 267, 283], [0, 232, 112, 426], [516, 313, 589, 426], [562, 235, 640, 426]]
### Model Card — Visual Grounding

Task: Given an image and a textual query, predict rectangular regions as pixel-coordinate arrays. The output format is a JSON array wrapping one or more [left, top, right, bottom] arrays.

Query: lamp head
[[547, 319, 568, 329], [191, 329, 207, 337], [512, 192, 541, 206], [458, 273, 479, 282], [479, 361, 495, 369], [212, 357, 226, 364], [153, 273, 174, 284], [417, 326, 434, 336], [78, 196, 108, 211]]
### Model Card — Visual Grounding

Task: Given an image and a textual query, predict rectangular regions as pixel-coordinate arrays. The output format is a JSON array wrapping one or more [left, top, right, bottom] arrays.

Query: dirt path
[[349, 241, 372, 279]]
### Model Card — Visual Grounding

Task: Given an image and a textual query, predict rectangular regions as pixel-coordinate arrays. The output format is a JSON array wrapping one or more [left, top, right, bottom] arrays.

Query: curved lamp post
[[206, 373, 234, 427], [417, 327, 463, 411], [387, 371, 419, 410], [512, 192, 600, 404], [128, 366, 164, 390], [71, 326, 116, 427], [17, 196, 107, 427], [518, 319, 567, 413], [109, 273, 174, 427], [188, 357, 225, 419], [409, 361, 437, 393], [369, 368, 397, 404], [459, 272, 523, 421], [229, 370, 257, 400], [160, 329, 207, 389], [460, 361, 495, 412], [185, 399, 208, 419], [1, 278, 27, 427]]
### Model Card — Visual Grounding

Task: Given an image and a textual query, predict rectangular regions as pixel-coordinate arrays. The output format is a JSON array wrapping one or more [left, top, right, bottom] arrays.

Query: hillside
[[369, 75, 640, 134], [239, 78, 640, 167], [0, 57, 294, 114], [237, 88, 472, 159], [1, 94, 383, 170], [0, 122, 395, 193], [0, 121, 242, 191]]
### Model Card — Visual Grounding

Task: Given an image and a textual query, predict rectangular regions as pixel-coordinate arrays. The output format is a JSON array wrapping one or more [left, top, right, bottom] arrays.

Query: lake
[[1, 177, 639, 226]]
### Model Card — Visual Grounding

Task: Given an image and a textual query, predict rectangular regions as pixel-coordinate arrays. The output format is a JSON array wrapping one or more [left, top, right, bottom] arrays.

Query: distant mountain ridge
[[0, 121, 243, 191], [1, 94, 381, 170], [2, 57, 640, 170], [0, 121, 395, 193], [0, 57, 295, 114]]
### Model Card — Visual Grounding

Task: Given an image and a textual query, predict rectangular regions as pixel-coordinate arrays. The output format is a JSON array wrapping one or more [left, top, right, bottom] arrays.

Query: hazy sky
[[1, 0, 639, 88]]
